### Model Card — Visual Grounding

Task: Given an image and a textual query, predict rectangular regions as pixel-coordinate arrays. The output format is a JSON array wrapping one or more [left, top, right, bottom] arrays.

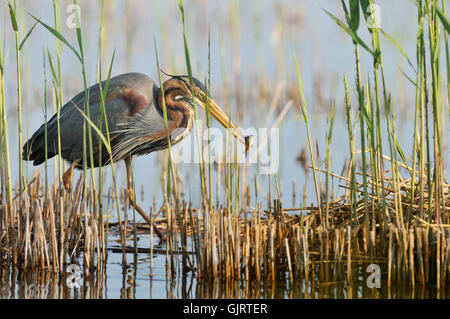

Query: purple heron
[[23, 72, 246, 239]]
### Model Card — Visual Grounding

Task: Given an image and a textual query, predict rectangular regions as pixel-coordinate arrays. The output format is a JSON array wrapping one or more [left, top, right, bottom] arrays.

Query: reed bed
[[0, 0, 449, 296], [157, 163, 449, 288], [0, 171, 107, 273], [1, 165, 448, 288]]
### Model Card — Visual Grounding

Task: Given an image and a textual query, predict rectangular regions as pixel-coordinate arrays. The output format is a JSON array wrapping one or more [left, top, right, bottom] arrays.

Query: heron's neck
[[156, 87, 192, 129]]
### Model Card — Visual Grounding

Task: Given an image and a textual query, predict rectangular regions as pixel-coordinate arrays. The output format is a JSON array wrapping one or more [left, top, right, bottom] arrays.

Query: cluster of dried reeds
[[0, 171, 108, 273], [159, 163, 449, 288]]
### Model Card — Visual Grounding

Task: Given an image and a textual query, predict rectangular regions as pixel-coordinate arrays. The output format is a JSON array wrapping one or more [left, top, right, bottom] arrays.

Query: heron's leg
[[63, 158, 81, 190], [124, 156, 165, 241]]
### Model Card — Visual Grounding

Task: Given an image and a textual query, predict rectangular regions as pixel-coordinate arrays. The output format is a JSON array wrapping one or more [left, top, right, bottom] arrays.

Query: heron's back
[[22, 72, 158, 166]]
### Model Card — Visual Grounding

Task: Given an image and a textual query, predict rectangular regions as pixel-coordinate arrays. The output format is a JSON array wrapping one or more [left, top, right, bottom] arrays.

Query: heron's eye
[[197, 91, 206, 99]]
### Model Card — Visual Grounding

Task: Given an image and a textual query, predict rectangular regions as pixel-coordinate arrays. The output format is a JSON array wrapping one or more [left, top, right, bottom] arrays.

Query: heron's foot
[[127, 188, 166, 242]]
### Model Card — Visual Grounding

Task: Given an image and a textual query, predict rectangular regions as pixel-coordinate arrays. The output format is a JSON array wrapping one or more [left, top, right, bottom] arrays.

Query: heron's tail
[[22, 131, 52, 166]]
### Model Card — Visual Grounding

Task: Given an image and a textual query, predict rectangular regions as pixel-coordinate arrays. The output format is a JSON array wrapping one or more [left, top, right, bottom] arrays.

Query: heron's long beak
[[196, 93, 246, 145]]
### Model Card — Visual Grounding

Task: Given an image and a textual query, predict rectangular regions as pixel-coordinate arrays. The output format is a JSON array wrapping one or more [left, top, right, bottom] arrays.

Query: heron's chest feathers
[[170, 105, 194, 145], [110, 100, 193, 161]]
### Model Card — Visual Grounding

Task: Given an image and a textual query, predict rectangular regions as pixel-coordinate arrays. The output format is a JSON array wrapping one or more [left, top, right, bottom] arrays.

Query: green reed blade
[[18, 20, 38, 51], [30, 14, 82, 62], [178, 0, 207, 206], [322, 8, 375, 58], [291, 41, 322, 221], [435, 5, 450, 33]]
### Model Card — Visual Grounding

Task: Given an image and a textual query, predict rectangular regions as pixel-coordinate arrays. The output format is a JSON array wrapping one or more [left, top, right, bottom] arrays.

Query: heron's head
[[163, 75, 246, 145]]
